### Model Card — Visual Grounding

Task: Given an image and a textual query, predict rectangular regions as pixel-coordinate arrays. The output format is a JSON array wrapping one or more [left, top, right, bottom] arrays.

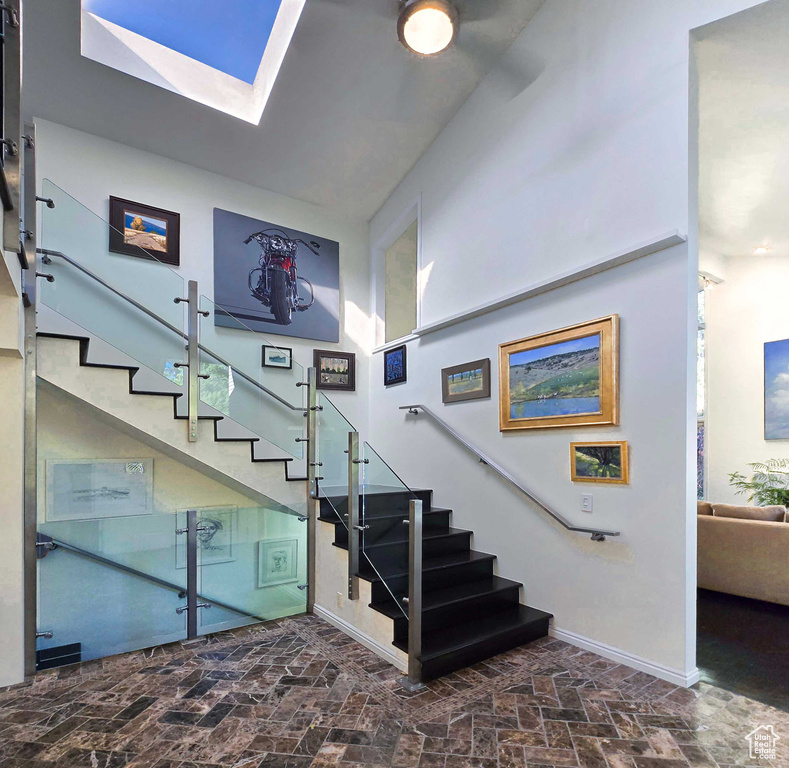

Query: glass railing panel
[[361, 442, 416, 618], [38, 179, 187, 393], [37, 510, 187, 664], [316, 393, 354, 530], [198, 294, 306, 461], [196, 504, 308, 634]]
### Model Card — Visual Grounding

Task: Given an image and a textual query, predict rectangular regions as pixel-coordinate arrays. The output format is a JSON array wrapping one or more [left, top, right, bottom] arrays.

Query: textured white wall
[[369, 0, 766, 682], [705, 255, 789, 504]]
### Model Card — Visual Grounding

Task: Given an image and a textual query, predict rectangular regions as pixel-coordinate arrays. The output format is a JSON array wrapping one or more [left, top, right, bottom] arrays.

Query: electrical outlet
[[336, 592, 343, 610], [581, 494, 593, 513]]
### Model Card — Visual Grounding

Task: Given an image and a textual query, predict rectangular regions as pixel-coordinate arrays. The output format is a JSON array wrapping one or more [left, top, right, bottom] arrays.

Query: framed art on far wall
[[442, 358, 491, 404], [314, 349, 355, 391], [258, 537, 299, 588], [384, 344, 407, 386], [765, 338, 789, 439], [571, 441, 629, 484], [499, 315, 619, 431], [108, 196, 181, 266], [262, 345, 293, 369]]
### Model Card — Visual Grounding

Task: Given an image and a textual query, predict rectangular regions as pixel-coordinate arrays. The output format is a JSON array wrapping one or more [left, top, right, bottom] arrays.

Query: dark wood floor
[[697, 588, 789, 711]]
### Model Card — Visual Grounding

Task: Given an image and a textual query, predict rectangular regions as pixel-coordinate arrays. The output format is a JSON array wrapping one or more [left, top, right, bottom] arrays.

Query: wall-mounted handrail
[[37, 248, 299, 412], [38, 535, 266, 622], [400, 404, 620, 541]]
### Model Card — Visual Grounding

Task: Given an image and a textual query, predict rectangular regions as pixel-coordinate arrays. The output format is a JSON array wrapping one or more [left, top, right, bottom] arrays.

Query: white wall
[[34, 119, 373, 431], [369, 0, 766, 683], [705, 254, 789, 503]]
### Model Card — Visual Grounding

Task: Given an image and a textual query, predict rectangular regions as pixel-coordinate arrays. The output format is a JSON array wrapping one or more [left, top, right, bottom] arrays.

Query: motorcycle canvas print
[[213, 208, 340, 342]]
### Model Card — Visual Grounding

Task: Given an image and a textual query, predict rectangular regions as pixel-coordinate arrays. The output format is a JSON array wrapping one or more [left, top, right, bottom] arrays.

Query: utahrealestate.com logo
[[746, 725, 780, 760]]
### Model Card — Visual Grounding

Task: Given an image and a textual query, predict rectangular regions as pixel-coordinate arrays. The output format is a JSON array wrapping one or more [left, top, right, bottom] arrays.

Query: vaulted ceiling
[[24, 0, 544, 221]]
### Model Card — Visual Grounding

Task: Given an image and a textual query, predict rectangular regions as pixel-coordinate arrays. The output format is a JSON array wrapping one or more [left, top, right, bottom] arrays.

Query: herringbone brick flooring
[[0, 615, 785, 768]]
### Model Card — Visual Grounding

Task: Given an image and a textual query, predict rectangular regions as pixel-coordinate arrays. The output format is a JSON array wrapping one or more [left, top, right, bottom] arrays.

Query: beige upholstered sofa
[[697, 501, 789, 606]]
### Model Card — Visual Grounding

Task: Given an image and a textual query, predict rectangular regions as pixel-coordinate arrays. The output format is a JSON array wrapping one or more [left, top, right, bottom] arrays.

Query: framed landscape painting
[[765, 338, 789, 439], [384, 345, 407, 386], [262, 345, 293, 369], [499, 315, 619, 431], [314, 349, 355, 391], [571, 442, 629, 484], [108, 196, 180, 266], [442, 358, 491, 404]]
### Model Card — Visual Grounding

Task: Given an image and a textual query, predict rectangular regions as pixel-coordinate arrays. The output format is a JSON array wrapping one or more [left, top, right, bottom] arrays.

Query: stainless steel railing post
[[306, 366, 318, 613], [186, 280, 199, 442], [399, 498, 426, 691], [185, 509, 198, 638], [347, 431, 360, 601]]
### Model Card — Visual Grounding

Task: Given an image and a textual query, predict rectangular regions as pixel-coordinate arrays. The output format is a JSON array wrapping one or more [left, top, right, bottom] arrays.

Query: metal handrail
[[400, 404, 620, 541], [38, 535, 266, 622], [36, 248, 300, 412]]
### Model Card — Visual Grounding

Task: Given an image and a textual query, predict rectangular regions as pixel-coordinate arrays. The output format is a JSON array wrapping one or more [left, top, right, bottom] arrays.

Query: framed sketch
[[384, 344, 407, 386], [175, 506, 237, 569], [262, 345, 293, 369], [499, 315, 619, 431], [314, 349, 356, 391], [571, 441, 629, 484], [442, 358, 491, 404], [258, 537, 299, 588], [213, 208, 340, 342], [45, 459, 153, 522], [108, 196, 181, 266]]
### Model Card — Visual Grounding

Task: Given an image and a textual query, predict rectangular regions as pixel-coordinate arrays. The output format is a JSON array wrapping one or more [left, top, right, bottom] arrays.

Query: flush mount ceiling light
[[398, 0, 459, 57], [754, 246, 771, 255]]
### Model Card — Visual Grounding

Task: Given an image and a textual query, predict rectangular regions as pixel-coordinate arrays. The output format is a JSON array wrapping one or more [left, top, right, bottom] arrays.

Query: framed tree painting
[[314, 349, 355, 391], [442, 358, 490, 404], [499, 315, 619, 431], [108, 197, 181, 266], [571, 441, 629, 484], [384, 344, 407, 386]]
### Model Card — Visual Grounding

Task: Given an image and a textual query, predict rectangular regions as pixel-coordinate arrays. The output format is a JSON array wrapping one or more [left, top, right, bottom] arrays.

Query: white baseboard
[[313, 604, 407, 673], [550, 626, 700, 689]]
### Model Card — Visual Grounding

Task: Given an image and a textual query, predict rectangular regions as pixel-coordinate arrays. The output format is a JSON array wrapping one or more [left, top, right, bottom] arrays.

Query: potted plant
[[728, 459, 789, 506]]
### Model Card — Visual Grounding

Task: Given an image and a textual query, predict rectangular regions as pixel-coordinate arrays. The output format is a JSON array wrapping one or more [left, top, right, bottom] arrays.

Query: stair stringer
[[314, 513, 408, 672], [37, 335, 307, 513]]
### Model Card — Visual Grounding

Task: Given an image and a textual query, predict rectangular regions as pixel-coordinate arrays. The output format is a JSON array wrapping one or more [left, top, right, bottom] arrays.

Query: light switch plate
[[581, 494, 593, 513]]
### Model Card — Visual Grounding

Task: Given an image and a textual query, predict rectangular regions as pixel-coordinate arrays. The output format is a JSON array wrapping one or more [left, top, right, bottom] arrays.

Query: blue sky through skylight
[[84, 0, 283, 84]]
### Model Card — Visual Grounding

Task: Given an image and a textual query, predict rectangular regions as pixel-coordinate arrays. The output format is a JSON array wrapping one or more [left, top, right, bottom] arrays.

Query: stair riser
[[330, 512, 451, 548], [361, 533, 472, 578], [369, 557, 494, 605], [420, 616, 551, 681], [318, 489, 433, 520], [392, 588, 522, 643]]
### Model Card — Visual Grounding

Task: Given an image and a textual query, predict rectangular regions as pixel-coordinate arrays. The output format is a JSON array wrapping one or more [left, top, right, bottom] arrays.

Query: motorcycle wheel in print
[[270, 269, 293, 325]]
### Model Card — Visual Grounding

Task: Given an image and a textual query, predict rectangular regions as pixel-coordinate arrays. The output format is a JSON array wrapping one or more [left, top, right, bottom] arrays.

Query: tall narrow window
[[384, 220, 418, 343]]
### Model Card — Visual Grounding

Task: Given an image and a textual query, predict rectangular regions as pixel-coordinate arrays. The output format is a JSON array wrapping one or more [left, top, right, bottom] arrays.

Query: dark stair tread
[[360, 549, 496, 582], [370, 575, 522, 619], [318, 486, 431, 499], [393, 604, 553, 659], [318, 507, 451, 524]]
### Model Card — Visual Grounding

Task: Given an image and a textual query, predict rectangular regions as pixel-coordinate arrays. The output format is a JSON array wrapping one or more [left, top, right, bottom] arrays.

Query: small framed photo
[[442, 358, 491, 404], [262, 345, 293, 369], [109, 196, 181, 266], [571, 441, 629, 484], [258, 537, 299, 588], [314, 349, 356, 391], [384, 345, 407, 386]]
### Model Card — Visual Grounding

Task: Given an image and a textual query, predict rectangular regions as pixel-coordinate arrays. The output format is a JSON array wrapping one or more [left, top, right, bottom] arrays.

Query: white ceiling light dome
[[398, 0, 459, 57]]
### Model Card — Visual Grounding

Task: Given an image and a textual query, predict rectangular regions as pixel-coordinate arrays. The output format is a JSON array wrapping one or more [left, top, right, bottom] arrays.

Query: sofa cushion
[[712, 503, 786, 522], [697, 501, 713, 516]]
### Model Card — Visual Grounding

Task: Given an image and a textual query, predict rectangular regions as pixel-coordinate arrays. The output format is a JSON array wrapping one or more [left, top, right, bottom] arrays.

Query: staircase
[[319, 489, 552, 681]]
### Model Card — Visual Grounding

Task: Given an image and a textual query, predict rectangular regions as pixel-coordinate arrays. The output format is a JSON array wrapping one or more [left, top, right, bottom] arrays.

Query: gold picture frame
[[571, 441, 629, 484], [498, 315, 619, 431]]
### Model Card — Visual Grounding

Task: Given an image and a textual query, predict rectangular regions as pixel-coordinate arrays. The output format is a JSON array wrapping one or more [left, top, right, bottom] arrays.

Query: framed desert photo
[[571, 441, 629, 484], [442, 358, 491, 404], [499, 315, 619, 431], [108, 196, 181, 266], [262, 345, 293, 369], [314, 349, 355, 391], [384, 345, 407, 386]]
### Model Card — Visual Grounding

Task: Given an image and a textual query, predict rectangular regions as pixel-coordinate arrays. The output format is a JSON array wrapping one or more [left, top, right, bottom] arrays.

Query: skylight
[[80, 0, 305, 124]]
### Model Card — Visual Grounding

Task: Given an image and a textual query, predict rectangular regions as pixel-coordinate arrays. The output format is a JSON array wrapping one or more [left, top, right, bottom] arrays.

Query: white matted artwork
[[176, 506, 237, 569], [257, 537, 298, 588], [45, 459, 153, 522]]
